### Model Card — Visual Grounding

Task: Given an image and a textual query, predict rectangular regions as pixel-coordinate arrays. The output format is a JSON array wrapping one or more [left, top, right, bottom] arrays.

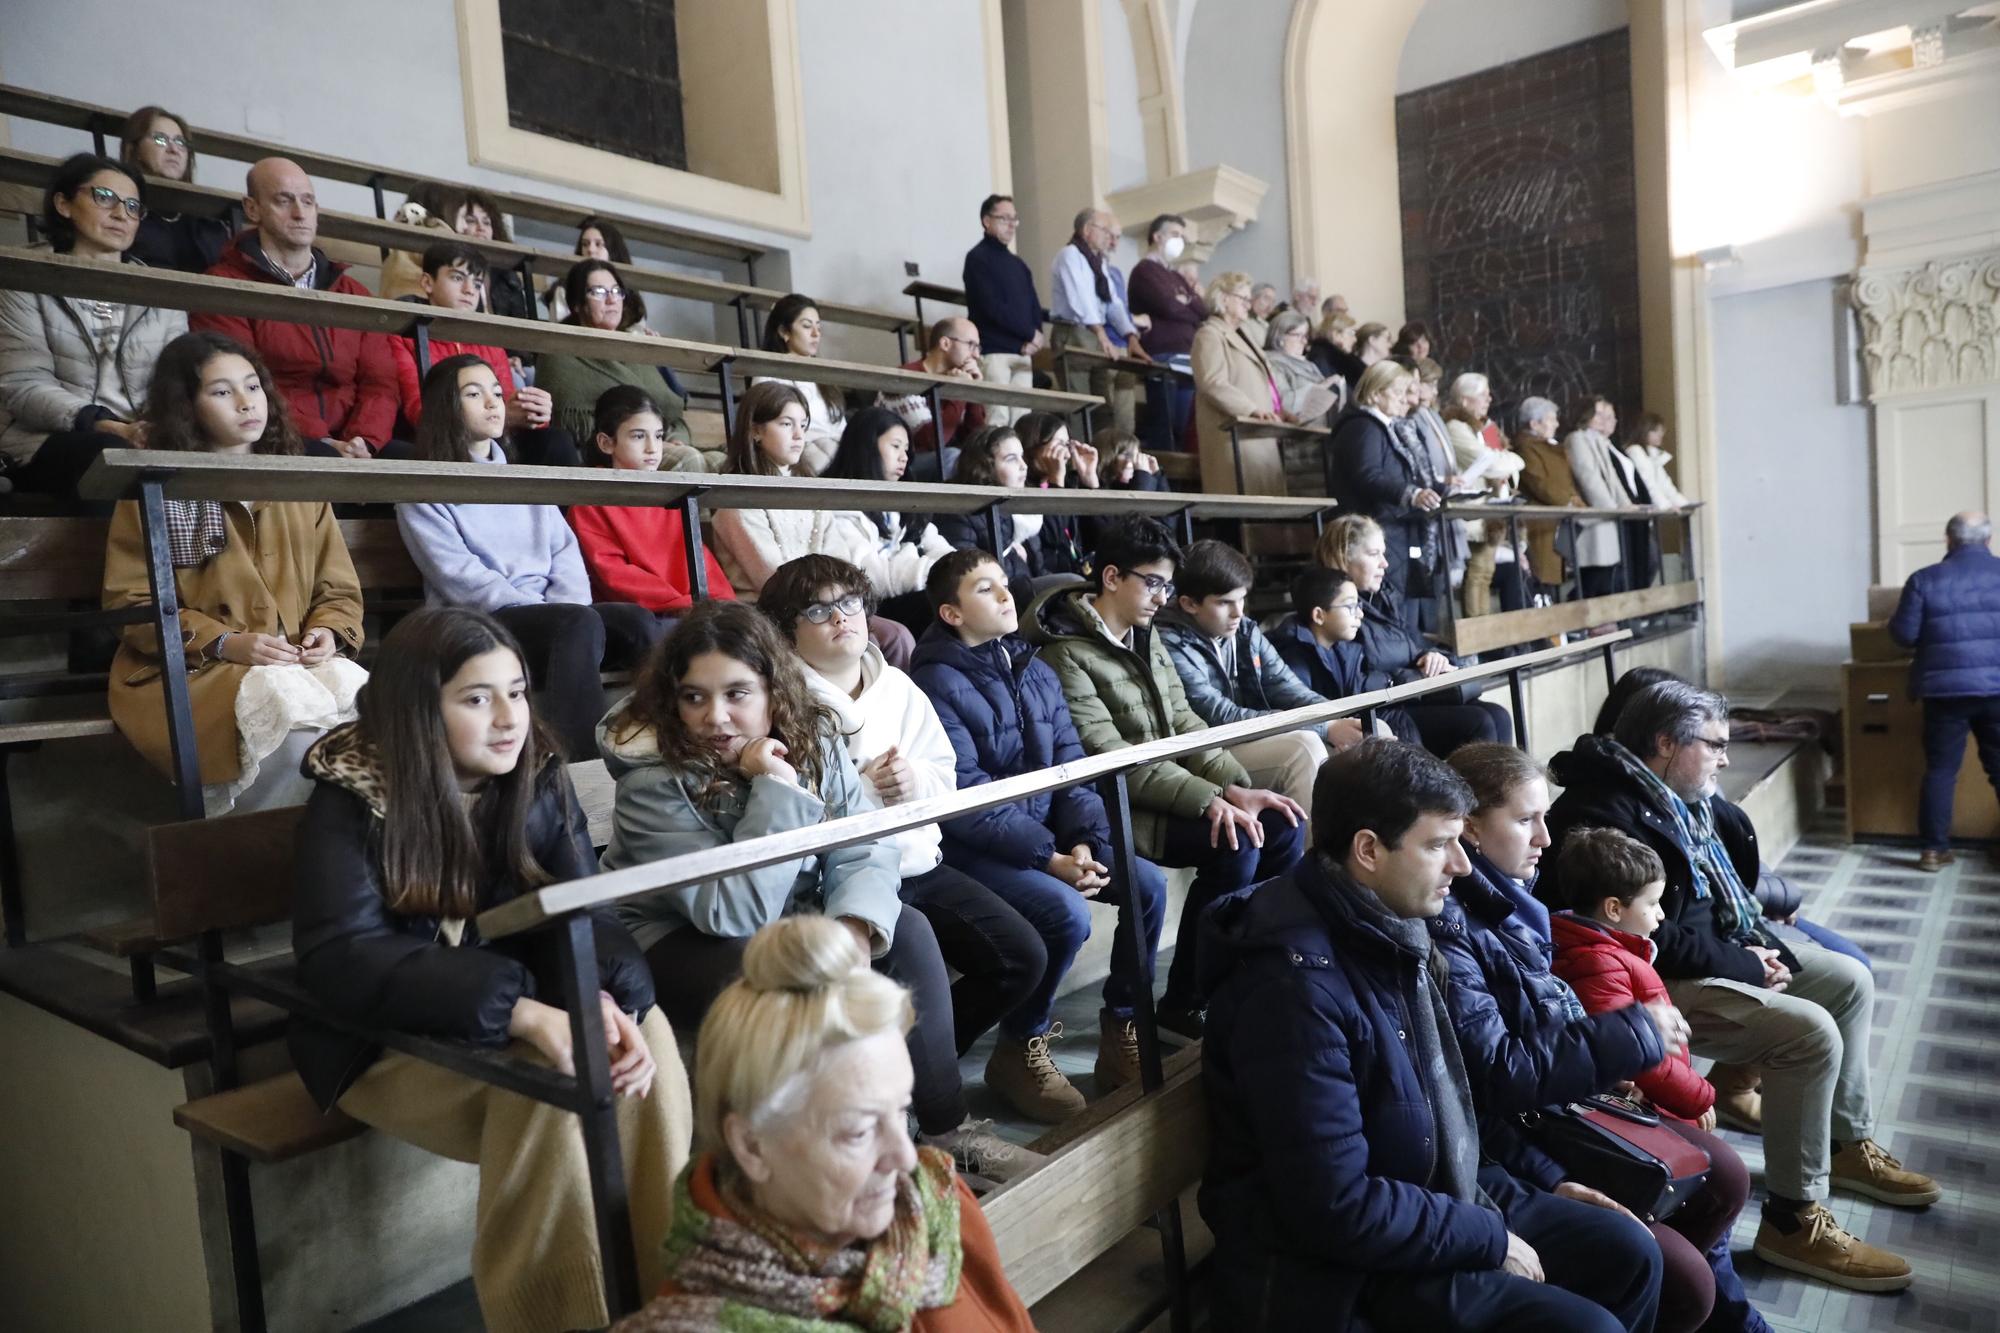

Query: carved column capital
[[1850, 249, 2000, 399]]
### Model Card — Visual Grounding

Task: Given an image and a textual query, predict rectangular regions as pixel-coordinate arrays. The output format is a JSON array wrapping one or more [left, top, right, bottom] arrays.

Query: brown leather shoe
[[1919, 848, 1956, 872], [1708, 1062, 1763, 1133], [1096, 1007, 1143, 1091], [1832, 1139, 1942, 1207], [1753, 1203, 1914, 1292]]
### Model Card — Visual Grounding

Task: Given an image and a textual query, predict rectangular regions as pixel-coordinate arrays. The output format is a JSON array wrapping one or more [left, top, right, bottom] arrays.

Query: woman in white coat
[[1562, 393, 1636, 598]]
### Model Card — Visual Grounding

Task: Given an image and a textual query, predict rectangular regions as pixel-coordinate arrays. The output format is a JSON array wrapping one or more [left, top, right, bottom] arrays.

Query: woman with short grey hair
[[1511, 396, 1582, 596], [1264, 309, 1343, 423]]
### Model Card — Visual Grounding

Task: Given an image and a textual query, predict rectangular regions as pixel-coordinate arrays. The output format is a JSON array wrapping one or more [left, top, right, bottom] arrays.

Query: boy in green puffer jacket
[[1023, 517, 1305, 1038]]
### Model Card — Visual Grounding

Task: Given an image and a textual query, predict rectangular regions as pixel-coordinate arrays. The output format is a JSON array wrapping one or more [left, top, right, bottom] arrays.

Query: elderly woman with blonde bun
[[1190, 269, 1285, 495], [614, 916, 1035, 1333]]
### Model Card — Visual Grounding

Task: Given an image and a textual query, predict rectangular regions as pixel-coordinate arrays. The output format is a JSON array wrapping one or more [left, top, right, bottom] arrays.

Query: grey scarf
[[1349, 880, 1489, 1209]]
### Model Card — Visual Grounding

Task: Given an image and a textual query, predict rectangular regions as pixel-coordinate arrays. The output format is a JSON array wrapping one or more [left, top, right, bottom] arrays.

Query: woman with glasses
[[0, 153, 187, 501], [116, 105, 230, 274], [531, 259, 702, 467], [1264, 309, 1345, 426]]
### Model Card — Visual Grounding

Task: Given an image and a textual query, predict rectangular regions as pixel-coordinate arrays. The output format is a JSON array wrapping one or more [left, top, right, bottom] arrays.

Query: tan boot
[[1708, 1062, 1763, 1133], [985, 1025, 1086, 1123], [1753, 1202, 1913, 1292], [1832, 1139, 1942, 1207], [1096, 1007, 1142, 1091]]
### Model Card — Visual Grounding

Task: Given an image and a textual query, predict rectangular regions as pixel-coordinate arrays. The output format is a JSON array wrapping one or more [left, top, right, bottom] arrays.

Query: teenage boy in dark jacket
[[1198, 739, 1663, 1332], [910, 549, 1167, 1122]]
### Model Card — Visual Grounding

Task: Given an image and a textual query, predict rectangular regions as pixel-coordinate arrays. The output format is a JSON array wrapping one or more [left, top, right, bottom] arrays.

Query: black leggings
[[643, 904, 969, 1135], [493, 601, 669, 759], [899, 861, 1046, 1055], [8, 429, 126, 509]]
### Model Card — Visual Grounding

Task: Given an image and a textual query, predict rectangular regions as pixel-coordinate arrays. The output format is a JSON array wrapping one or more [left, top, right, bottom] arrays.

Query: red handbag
[[1524, 1097, 1712, 1222]]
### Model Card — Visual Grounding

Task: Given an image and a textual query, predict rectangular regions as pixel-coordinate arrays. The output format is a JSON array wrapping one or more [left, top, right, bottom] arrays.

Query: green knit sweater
[[531, 351, 707, 472]]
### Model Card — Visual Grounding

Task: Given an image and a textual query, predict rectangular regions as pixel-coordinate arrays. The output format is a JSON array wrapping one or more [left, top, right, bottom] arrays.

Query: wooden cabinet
[[1844, 661, 2000, 841]]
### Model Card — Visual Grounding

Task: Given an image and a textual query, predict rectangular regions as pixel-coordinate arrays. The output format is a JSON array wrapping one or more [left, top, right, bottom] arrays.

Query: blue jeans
[[944, 844, 1166, 1038], [1789, 917, 1872, 972], [1919, 694, 2000, 849], [1154, 807, 1307, 1008]]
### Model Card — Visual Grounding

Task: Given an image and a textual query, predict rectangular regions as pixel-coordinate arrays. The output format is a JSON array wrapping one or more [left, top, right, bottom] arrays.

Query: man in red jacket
[[195, 158, 398, 458], [885, 316, 987, 459]]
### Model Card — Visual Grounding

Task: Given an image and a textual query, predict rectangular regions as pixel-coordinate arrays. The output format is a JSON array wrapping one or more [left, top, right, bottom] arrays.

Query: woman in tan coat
[[1191, 269, 1285, 495], [1511, 394, 1585, 595], [104, 331, 364, 813]]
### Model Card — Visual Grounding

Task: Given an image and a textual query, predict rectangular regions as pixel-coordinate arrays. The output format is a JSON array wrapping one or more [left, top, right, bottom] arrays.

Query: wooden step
[[78, 914, 172, 958], [175, 1072, 363, 1164]]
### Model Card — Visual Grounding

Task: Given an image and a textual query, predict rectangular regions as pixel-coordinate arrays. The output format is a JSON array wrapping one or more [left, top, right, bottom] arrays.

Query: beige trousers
[[1462, 543, 1497, 618], [1228, 729, 1330, 826], [339, 1008, 692, 1333], [1053, 323, 1137, 433], [980, 352, 1035, 426]]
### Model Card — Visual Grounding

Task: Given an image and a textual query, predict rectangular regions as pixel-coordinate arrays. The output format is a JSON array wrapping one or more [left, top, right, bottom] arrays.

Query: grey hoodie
[[595, 706, 902, 955]]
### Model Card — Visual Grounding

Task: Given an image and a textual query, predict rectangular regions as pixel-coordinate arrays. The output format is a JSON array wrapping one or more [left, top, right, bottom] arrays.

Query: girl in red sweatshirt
[[568, 386, 734, 618]]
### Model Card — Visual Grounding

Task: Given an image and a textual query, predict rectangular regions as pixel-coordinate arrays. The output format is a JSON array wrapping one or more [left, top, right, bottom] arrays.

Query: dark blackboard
[[1396, 31, 1642, 430]]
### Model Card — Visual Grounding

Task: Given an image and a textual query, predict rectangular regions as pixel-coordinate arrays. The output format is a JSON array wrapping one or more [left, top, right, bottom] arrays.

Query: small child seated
[[1270, 566, 1412, 746], [1548, 827, 1717, 1129]]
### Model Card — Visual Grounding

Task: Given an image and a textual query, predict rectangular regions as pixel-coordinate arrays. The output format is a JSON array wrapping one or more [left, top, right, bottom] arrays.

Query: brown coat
[[1512, 430, 1586, 586], [104, 500, 364, 783], [1192, 316, 1284, 496]]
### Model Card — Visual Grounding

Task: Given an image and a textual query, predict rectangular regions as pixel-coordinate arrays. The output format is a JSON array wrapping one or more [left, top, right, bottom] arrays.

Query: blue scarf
[[1602, 740, 1768, 946]]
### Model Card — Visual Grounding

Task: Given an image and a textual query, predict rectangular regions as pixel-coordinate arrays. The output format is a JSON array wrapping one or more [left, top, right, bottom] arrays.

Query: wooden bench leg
[[129, 953, 157, 1004], [0, 747, 25, 947]]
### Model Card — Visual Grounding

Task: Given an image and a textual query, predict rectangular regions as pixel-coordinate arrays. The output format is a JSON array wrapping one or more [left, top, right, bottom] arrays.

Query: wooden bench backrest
[[147, 760, 618, 939], [0, 516, 419, 604]]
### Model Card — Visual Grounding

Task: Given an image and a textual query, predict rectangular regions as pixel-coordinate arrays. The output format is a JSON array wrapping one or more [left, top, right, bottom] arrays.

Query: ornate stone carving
[[1910, 22, 1946, 70], [1850, 250, 2000, 398]]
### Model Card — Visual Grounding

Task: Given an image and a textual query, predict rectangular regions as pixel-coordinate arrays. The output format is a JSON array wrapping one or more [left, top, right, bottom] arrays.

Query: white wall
[[1396, 0, 1628, 94], [1100, 0, 1152, 194], [1711, 278, 1873, 695], [0, 0, 999, 360], [1181, 0, 1293, 291]]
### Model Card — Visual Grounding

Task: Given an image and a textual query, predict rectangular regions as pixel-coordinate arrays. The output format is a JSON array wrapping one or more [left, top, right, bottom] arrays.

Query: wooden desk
[[1844, 660, 2000, 841]]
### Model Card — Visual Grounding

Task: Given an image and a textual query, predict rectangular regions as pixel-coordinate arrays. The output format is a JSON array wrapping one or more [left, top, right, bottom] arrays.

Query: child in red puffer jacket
[[1549, 826, 1718, 1130]]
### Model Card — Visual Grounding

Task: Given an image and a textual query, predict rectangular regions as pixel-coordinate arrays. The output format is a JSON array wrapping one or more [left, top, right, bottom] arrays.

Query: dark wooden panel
[[1396, 31, 1643, 428], [175, 1072, 363, 1162], [0, 516, 110, 599], [148, 806, 305, 940]]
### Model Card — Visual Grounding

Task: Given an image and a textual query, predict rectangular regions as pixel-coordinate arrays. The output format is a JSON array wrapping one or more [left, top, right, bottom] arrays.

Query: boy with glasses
[[1272, 565, 1414, 744], [1025, 517, 1304, 1036]]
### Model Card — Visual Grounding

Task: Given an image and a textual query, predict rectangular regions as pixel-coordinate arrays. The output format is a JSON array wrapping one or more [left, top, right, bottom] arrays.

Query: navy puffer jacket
[[1432, 849, 1666, 1189], [909, 623, 1112, 868], [1888, 544, 2000, 698], [1197, 855, 1509, 1330]]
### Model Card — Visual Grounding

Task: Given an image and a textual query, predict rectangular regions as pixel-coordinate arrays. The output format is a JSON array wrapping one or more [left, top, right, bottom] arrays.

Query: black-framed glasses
[[148, 132, 191, 151], [800, 593, 867, 624], [1328, 599, 1361, 612], [1130, 572, 1175, 598], [84, 186, 146, 220], [1694, 736, 1730, 755], [584, 285, 625, 301]]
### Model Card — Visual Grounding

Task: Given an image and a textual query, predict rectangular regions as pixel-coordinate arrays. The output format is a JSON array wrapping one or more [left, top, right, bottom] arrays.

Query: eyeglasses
[[986, 212, 1019, 225], [1129, 572, 1175, 598], [799, 593, 867, 624], [1693, 736, 1730, 755], [84, 186, 146, 219], [946, 334, 982, 352], [1327, 599, 1361, 612], [148, 132, 190, 151], [584, 285, 625, 302]]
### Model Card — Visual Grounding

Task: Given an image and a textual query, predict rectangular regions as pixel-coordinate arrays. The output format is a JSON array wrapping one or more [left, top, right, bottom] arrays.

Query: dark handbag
[[1524, 1098, 1712, 1222]]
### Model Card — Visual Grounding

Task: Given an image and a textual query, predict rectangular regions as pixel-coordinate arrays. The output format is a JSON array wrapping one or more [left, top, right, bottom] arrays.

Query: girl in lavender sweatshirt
[[395, 353, 663, 756]]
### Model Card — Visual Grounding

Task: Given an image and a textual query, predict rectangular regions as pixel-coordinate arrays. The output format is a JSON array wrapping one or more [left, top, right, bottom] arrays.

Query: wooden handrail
[[472, 631, 1631, 940], [76, 450, 1333, 521], [0, 81, 761, 267], [0, 145, 912, 337], [1440, 500, 1705, 521], [0, 247, 1095, 414]]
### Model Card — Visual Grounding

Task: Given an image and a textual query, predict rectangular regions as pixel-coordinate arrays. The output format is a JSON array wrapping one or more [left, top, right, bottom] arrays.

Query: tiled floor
[[365, 818, 1996, 1332], [1717, 819, 2000, 1333]]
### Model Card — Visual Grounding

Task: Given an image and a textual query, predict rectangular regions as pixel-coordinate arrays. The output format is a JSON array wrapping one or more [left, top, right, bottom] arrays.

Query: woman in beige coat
[[104, 332, 364, 812], [1191, 270, 1285, 495]]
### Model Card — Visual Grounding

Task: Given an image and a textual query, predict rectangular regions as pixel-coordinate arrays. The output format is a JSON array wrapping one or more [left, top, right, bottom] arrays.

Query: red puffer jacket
[[1549, 912, 1715, 1121], [194, 234, 398, 448]]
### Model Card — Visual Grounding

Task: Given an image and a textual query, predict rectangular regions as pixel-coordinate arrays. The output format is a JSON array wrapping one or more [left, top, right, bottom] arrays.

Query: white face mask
[[1162, 235, 1186, 261]]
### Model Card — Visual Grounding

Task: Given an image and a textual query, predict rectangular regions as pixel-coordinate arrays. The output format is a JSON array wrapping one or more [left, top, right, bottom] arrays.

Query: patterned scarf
[[1601, 740, 1768, 946], [1389, 416, 1443, 575], [163, 499, 231, 568], [615, 1149, 964, 1333], [1069, 234, 1111, 304]]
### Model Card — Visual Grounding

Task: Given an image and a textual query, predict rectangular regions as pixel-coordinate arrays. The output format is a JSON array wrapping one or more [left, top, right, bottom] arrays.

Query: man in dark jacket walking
[[1198, 739, 1663, 1331], [195, 158, 399, 457], [1888, 511, 2000, 869], [1539, 681, 1940, 1293]]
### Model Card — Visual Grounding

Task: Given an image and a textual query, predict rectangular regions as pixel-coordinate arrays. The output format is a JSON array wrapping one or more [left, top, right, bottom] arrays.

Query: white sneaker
[[922, 1118, 1046, 1184]]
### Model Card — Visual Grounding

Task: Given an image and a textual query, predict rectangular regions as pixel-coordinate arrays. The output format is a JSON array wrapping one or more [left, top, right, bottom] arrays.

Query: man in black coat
[[1540, 681, 1940, 1294]]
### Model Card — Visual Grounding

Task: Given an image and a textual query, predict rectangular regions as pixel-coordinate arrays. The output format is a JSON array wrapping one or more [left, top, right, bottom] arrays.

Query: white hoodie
[[804, 641, 957, 876]]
